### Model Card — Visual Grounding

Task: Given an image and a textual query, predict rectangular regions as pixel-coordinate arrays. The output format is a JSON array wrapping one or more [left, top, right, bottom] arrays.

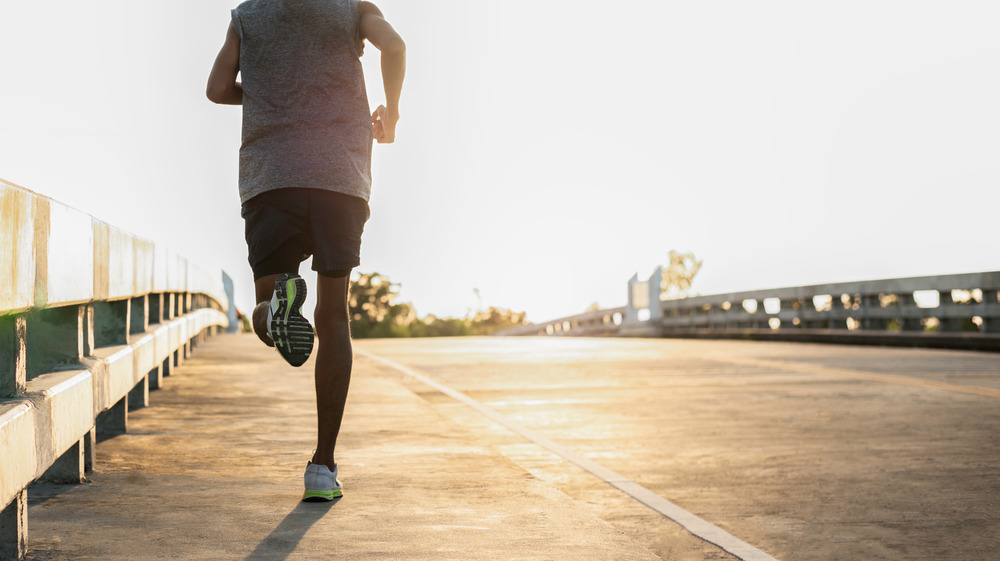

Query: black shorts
[[241, 187, 370, 281]]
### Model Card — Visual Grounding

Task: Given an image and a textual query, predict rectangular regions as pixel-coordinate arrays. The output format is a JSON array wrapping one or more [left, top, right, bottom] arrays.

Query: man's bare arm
[[207, 22, 243, 105], [360, 1, 405, 143]]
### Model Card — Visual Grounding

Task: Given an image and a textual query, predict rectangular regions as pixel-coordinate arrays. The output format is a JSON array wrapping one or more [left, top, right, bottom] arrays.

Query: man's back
[[232, 0, 373, 204]]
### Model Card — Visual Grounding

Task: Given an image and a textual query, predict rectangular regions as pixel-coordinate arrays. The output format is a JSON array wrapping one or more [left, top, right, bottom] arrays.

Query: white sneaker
[[303, 462, 342, 501]]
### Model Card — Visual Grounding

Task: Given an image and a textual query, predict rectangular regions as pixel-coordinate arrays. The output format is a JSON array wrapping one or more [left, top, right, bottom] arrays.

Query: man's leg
[[311, 273, 352, 471], [251, 274, 280, 347]]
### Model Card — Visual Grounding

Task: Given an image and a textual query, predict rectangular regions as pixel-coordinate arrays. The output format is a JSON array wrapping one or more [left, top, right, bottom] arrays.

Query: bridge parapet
[[1, 179, 231, 560], [501, 271, 1000, 351], [500, 307, 626, 337]]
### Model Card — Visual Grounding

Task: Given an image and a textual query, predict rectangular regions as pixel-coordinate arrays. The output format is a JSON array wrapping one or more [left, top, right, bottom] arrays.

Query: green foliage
[[661, 250, 703, 300], [349, 272, 527, 339], [349, 273, 415, 338]]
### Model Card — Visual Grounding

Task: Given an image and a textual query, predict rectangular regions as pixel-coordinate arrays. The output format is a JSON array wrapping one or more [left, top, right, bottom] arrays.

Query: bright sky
[[1, 1, 998, 322]]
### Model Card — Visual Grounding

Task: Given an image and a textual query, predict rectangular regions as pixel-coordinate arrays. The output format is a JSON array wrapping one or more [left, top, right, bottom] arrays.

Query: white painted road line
[[358, 349, 781, 561]]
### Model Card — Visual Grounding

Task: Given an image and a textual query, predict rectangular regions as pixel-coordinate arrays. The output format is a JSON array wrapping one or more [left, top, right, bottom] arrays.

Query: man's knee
[[314, 273, 351, 336], [314, 303, 349, 336]]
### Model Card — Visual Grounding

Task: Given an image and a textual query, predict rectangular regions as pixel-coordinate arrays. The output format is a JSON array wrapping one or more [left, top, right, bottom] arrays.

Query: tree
[[349, 272, 414, 338], [469, 307, 527, 335], [660, 250, 702, 300], [348, 272, 527, 338]]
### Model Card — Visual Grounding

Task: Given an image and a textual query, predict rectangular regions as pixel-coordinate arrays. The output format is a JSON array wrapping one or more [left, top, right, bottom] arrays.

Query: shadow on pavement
[[245, 499, 340, 561], [26, 480, 89, 507]]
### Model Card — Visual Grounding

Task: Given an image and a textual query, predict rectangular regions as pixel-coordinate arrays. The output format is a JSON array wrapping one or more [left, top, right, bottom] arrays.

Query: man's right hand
[[360, 2, 404, 144], [372, 105, 398, 144]]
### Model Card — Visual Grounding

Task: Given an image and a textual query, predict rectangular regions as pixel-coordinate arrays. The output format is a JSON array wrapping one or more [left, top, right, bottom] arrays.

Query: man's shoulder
[[232, 0, 269, 17], [236, 0, 358, 18]]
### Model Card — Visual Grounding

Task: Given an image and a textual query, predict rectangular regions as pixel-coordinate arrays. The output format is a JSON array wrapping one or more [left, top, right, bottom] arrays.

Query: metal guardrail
[[0, 179, 232, 560], [499, 272, 1000, 351]]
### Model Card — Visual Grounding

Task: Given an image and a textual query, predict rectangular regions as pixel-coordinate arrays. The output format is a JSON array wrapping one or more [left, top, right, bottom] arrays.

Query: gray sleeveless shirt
[[232, 0, 373, 203]]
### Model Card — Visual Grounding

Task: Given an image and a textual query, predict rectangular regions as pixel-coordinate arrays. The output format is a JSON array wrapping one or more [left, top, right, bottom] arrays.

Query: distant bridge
[[500, 267, 1000, 352]]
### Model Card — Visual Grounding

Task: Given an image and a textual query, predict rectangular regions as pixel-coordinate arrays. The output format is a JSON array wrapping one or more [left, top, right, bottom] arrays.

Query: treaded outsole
[[302, 489, 343, 502], [271, 274, 314, 367]]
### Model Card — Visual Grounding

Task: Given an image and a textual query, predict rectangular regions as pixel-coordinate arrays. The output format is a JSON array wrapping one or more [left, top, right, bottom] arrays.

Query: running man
[[206, 0, 405, 501]]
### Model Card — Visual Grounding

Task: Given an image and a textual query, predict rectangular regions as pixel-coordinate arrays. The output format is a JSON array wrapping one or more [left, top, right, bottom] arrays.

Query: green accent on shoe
[[302, 489, 342, 502], [285, 278, 296, 321], [271, 273, 314, 367]]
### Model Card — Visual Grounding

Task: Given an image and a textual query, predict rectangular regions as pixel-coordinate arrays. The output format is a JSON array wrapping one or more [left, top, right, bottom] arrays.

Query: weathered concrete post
[[0, 316, 26, 398], [129, 295, 148, 336], [41, 436, 86, 484], [82, 305, 94, 357], [148, 365, 162, 391], [96, 396, 128, 441], [0, 490, 27, 561], [128, 377, 149, 411], [83, 427, 96, 473], [149, 294, 165, 390]]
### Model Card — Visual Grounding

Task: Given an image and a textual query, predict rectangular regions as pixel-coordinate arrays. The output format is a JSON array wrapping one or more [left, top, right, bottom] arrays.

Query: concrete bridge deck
[[23, 335, 1000, 560]]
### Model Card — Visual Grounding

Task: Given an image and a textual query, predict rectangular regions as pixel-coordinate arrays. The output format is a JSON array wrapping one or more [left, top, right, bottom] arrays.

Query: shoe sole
[[271, 274, 314, 367], [302, 489, 343, 502]]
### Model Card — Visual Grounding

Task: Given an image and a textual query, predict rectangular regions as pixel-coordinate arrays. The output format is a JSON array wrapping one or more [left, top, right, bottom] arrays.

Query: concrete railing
[[0, 179, 232, 560], [500, 272, 1000, 352], [500, 307, 626, 338]]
